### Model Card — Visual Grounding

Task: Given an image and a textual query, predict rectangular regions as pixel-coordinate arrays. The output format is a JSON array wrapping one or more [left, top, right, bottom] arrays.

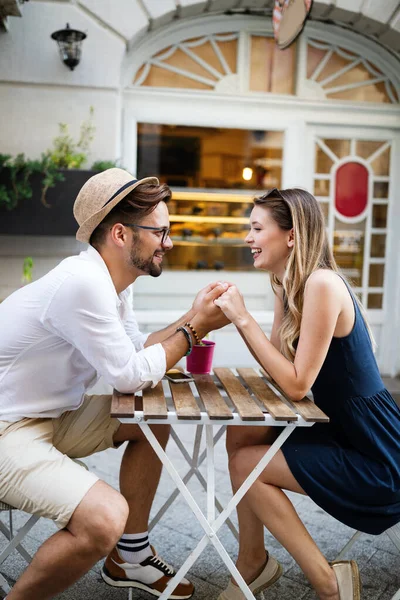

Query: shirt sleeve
[[41, 273, 166, 393], [119, 288, 149, 351]]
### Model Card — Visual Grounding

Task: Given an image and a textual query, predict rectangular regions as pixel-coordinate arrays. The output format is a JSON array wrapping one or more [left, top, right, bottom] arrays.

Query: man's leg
[[0, 415, 130, 600], [54, 395, 170, 536], [102, 422, 194, 599], [8, 481, 129, 600], [53, 394, 192, 598], [114, 423, 170, 532]]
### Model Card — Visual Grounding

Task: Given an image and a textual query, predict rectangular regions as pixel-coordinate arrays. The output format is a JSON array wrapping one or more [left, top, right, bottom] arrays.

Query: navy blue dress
[[281, 281, 400, 535]]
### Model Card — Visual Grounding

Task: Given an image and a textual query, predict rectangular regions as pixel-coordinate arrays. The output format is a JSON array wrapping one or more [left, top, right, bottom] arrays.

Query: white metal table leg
[[206, 425, 215, 522], [150, 425, 239, 539], [334, 530, 362, 561], [139, 422, 296, 600], [149, 426, 204, 531]]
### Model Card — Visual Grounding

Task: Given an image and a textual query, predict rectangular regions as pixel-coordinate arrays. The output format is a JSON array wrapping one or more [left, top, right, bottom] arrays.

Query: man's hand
[[192, 283, 231, 335], [192, 281, 231, 312]]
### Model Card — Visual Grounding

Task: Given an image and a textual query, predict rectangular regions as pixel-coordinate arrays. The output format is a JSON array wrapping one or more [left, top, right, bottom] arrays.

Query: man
[[0, 168, 230, 600]]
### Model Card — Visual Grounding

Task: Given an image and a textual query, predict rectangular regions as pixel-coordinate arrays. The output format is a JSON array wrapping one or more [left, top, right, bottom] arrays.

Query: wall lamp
[[51, 23, 87, 71]]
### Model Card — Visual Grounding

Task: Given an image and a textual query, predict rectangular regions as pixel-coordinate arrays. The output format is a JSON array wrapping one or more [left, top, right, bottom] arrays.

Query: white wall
[[0, 2, 125, 87], [0, 1, 125, 163], [0, 84, 121, 164]]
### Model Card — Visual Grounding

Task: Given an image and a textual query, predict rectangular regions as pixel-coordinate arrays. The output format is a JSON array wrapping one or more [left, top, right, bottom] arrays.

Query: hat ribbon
[[102, 179, 139, 208]]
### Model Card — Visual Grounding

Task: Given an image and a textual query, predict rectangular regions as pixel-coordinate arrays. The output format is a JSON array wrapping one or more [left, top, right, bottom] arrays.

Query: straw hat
[[74, 168, 159, 243]]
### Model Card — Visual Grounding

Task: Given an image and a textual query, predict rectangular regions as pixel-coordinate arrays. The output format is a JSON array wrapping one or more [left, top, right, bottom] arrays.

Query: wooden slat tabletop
[[143, 382, 168, 419], [237, 368, 298, 421], [111, 390, 135, 418], [168, 381, 201, 420], [213, 368, 265, 421], [259, 369, 329, 423], [111, 368, 329, 424], [193, 373, 233, 420]]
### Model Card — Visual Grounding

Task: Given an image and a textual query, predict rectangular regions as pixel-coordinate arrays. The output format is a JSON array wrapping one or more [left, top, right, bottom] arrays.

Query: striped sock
[[117, 531, 153, 564]]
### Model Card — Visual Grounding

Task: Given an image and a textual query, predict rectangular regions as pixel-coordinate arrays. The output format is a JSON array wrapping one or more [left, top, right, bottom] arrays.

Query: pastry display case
[[164, 189, 255, 270], [136, 123, 284, 270]]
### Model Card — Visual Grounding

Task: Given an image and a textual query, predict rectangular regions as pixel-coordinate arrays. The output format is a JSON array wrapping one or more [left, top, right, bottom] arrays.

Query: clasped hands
[[192, 281, 248, 330]]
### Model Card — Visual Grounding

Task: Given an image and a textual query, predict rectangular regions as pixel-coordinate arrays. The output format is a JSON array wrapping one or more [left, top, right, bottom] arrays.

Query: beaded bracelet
[[176, 326, 193, 356], [184, 322, 202, 346]]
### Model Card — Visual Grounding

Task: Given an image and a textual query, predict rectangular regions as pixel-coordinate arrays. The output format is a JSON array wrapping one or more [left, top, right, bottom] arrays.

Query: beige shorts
[[0, 394, 121, 529]]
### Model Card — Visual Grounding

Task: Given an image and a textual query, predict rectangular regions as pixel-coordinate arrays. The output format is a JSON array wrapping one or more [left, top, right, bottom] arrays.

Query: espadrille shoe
[[331, 560, 361, 600], [217, 553, 282, 600]]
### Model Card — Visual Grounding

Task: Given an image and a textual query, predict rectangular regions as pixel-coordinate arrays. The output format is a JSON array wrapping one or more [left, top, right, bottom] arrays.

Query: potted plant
[[0, 108, 120, 237]]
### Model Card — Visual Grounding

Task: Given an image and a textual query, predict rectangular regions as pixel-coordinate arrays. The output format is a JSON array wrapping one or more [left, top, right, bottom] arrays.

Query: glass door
[[311, 131, 393, 310], [308, 125, 399, 372]]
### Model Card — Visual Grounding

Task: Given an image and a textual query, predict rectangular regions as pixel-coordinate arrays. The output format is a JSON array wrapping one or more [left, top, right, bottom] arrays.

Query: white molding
[[123, 87, 400, 123], [379, 132, 400, 375], [237, 29, 249, 94], [122, 15, 400, 103]]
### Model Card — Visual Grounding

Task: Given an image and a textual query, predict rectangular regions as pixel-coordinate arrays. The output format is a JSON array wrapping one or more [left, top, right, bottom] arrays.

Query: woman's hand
[[214, 285, 249, 328], [192, 281, 233, 312]]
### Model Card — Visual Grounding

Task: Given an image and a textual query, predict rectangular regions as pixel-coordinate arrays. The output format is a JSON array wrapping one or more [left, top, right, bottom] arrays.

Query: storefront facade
[[0, 2, 399, 374], [122, 16, 400, 374]]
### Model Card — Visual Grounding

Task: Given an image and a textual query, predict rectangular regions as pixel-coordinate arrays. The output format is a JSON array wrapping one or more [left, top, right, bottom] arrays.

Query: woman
[[214, 188, 400, 600]]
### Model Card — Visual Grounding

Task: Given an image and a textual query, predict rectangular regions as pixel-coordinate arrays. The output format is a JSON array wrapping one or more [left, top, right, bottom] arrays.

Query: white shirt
[[0, 247, 166, 422]]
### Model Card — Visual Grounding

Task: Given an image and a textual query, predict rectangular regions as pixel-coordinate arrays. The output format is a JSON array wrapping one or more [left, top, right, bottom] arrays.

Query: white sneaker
[[101, 546, 194, 599]]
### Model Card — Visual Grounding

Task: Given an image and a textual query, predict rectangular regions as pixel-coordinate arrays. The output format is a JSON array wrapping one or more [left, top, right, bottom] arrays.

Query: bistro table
[[111, 367, 329, 600]]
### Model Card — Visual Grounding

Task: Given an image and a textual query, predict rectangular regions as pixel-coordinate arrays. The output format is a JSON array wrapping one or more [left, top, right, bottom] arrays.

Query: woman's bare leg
[[230, 445, 339, 600], [226, 426, 279, 583]]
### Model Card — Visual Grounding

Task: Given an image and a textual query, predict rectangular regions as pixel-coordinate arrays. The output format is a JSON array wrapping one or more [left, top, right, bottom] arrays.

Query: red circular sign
[[335, 162, 369, 218]]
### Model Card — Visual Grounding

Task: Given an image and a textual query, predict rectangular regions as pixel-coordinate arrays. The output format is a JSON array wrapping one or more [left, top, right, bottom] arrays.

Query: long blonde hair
[[254, 188, 375, 360]]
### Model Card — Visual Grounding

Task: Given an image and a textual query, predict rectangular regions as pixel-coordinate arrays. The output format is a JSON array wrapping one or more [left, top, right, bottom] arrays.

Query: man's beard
[[129, 246, 163, 277]]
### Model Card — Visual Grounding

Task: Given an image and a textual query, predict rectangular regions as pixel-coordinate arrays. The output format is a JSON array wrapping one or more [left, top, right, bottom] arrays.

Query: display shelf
[[170, 215, 249, 224], [171, 238, 246, 247], [172, 190, 255, 203], [167, 189, 255, 270]]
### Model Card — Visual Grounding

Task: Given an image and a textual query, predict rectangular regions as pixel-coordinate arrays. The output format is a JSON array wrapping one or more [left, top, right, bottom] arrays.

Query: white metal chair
[[0, 501, 40, 595], [0, 459, 87, 596], [334, 522, 400, 600]]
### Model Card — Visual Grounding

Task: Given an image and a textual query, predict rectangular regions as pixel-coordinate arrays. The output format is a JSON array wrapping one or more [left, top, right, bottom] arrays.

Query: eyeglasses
[[121, 223, 171, 245]]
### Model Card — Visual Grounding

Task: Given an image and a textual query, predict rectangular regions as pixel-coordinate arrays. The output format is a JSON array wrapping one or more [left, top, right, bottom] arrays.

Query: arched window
[[128, 23, 400, 104], [304, 39, 399, 103]]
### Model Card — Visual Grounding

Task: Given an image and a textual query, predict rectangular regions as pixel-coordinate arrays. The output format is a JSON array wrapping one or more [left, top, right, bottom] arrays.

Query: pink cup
[[186, 340, 216, 374]]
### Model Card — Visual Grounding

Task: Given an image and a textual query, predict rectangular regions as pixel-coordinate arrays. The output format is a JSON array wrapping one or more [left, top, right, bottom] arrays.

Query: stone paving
[[1, 422, 399, 600]]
